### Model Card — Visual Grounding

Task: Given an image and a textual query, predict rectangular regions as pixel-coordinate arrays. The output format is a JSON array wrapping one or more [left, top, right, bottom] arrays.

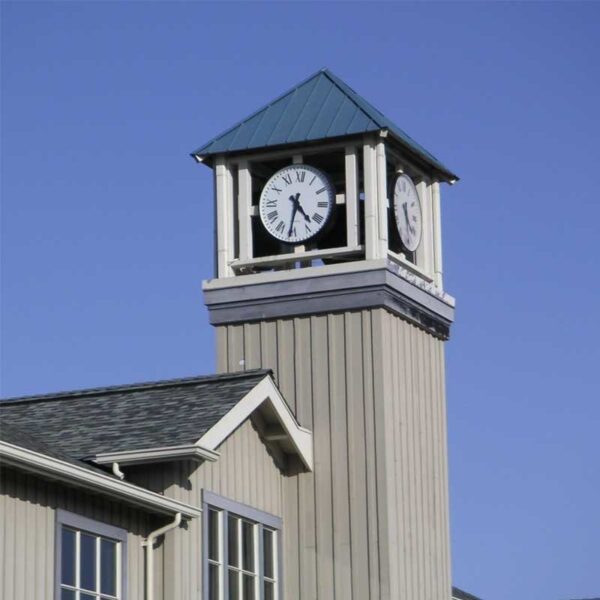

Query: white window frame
[[55, 509, 127, 600], [203, 490, 282, 600]]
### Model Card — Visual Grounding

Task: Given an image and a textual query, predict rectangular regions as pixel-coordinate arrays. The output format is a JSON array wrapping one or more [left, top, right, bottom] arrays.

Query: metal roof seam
[[285, 71, 325, 144]]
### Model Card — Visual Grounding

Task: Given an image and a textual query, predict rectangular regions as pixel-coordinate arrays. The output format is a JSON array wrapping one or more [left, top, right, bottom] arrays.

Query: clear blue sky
[[2, 2, 599, 599]]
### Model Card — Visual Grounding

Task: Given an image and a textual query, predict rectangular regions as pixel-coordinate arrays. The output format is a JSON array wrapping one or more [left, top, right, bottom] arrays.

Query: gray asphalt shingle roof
[[0, 370, 270, 461], [453, 587, 484, 600], [192, 68, 458, 182]]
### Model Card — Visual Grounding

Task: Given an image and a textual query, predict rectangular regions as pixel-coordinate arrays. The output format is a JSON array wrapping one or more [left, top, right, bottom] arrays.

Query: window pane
[[228, 569, 239, 600], [227, 516, 239, 567], [264, 580, 275, 600], [61, 528, 76, 586], [80, 533, 97, 591], [241, 521, 254, 572], [243, 573, 255, 600], [61, 589, 76, 600], [208, 509, 220, 562], [80, 594, 96, 600], [208, 563, 220, 600], [100, 538, 117, 596], [262, 529, 274, 579]]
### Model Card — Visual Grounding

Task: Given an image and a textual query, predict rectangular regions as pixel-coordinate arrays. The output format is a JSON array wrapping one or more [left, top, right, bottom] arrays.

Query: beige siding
[[126, 418, 283, 600], [216, 308, 451, 600], [0, 467, 150, 600]]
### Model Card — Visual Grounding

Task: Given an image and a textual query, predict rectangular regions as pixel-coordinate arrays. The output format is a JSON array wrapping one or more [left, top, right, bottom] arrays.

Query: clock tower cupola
[[193, 68, 458, 600]]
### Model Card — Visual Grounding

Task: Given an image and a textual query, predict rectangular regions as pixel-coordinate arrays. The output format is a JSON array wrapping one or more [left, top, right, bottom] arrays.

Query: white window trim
[[55, 509, 128, 600], [202, 490, 283, 600]]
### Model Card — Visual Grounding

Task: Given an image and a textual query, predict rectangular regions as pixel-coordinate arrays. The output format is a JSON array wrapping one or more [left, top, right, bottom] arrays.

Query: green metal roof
[[192, 68, 457, 181]]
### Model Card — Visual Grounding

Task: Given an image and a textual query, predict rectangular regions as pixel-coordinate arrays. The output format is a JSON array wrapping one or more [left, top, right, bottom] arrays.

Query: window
[[203, 490, 281, 600], [56, 509, 127, 600]]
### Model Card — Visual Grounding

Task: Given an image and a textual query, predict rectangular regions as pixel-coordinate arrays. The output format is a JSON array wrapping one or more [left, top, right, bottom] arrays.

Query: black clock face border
[[393, 173, 423, 253], [259, 164, 335, 244]]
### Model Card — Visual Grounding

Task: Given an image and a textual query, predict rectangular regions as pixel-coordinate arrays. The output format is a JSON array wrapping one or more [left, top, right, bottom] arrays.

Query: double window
[[204, 490, 281, 600], [56, 510, 127, 600]]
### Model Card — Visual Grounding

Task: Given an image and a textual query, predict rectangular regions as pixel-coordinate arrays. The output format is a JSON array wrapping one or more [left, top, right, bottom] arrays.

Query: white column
[[345, 146, 359, 248], [375, 139, 389, 257], [237, 160, 253, 262], [416, 178, 432, 275], [215, 155, 235, 277], [363, 139, 380, 259], [431, 180, 443, 288]]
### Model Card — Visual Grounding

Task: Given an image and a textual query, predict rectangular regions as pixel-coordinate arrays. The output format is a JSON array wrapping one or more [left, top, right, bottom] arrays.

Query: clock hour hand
[[402, 203, 416, 235], [296, 202, 311, 222]]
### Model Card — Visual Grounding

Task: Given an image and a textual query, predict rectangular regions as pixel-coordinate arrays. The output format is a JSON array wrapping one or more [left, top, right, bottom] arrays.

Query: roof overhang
[[0, 441, 202, 519], [198, 374, 313, 471], [89, 374, 313, 472], [92, 444, 220, 466]]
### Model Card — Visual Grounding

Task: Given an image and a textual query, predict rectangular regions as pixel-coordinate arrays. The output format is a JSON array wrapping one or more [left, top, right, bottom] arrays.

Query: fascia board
[[92, 444, 220, 466], [0, 441, 202, 519], [197, 375, 313, 471]]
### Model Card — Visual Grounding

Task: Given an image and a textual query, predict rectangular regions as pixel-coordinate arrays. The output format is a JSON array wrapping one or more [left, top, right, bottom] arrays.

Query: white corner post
[[215, 155, 235, 277], [345, 145, 359, 248], [416, 178, 433, 276], [431, 179, 444, 288], [375, 139, 389, 257], [363, 137, 380, 260], [237, 159, 253, 262]]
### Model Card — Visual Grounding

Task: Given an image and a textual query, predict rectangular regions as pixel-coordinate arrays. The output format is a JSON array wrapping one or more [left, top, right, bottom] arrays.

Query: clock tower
[[193, 69, 458, 600]]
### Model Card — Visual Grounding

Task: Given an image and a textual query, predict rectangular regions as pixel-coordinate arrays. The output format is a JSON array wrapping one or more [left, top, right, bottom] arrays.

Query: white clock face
[[393, 174, 422, 253], [259, 164, 334, 244]]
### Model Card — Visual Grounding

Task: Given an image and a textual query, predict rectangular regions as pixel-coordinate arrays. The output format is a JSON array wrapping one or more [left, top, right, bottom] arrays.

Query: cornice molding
[[203, 260, 454, 339]]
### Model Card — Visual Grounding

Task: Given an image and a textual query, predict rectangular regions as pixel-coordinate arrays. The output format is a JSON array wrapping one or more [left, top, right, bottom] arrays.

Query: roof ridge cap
[[0, 369, 272, 405]]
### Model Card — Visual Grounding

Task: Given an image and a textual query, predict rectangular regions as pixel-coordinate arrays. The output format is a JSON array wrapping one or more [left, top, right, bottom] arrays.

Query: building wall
[[0, 467, 150, 600], [215, 308, 451, 600], [127, 418, 284, 600]]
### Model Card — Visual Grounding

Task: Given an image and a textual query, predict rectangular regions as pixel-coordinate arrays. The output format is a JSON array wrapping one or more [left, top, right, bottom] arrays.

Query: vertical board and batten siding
[[126, 418, 283, 600], [0, 467, 149, 600], [216, 307, 451, 600]]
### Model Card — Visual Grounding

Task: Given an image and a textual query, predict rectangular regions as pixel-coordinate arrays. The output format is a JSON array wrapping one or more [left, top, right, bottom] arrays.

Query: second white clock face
[[393, 174, 422, 253], [259, 165, 334, 244]]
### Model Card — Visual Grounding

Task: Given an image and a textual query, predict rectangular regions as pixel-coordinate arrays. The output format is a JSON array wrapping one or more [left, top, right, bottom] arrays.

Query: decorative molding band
[[203, 261, 455, 339]]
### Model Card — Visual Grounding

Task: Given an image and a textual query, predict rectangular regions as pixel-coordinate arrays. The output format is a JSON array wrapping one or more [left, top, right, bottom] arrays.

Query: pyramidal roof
[[192, 68, 457, 181]]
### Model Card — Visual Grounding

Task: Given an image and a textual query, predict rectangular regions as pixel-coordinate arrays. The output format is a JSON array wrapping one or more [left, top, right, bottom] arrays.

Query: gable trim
[[197, 375, 313, 471]]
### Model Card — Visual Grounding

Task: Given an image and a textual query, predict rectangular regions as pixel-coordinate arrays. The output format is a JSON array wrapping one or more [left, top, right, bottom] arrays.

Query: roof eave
[[0, 441, 202, 519], [386, 129, 459, 184], [92, 444, 220, 466]]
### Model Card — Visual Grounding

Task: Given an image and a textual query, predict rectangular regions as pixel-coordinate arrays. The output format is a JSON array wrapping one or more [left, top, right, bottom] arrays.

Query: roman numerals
[[260, 165, 333, 243]]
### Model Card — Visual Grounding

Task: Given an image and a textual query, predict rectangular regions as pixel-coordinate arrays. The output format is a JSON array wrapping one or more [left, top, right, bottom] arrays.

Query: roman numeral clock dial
[[259, 165, 334, 244], [393, 173, 423, 253]]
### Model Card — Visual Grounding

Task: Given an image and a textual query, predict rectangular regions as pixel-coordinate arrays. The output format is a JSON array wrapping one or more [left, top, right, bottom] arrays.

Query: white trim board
[[0, 441, 202, 519], [198, 375, 313, 471]]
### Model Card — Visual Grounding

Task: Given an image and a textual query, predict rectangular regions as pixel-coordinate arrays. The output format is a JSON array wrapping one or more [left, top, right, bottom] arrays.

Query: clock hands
[[402, 203, 416, 236], [288, 194, 299, 238], [288, 193, 311, 238]]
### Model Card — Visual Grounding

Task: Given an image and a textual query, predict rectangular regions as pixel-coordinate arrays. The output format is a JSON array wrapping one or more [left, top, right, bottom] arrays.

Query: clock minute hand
[[288, 194, 300, 237]]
